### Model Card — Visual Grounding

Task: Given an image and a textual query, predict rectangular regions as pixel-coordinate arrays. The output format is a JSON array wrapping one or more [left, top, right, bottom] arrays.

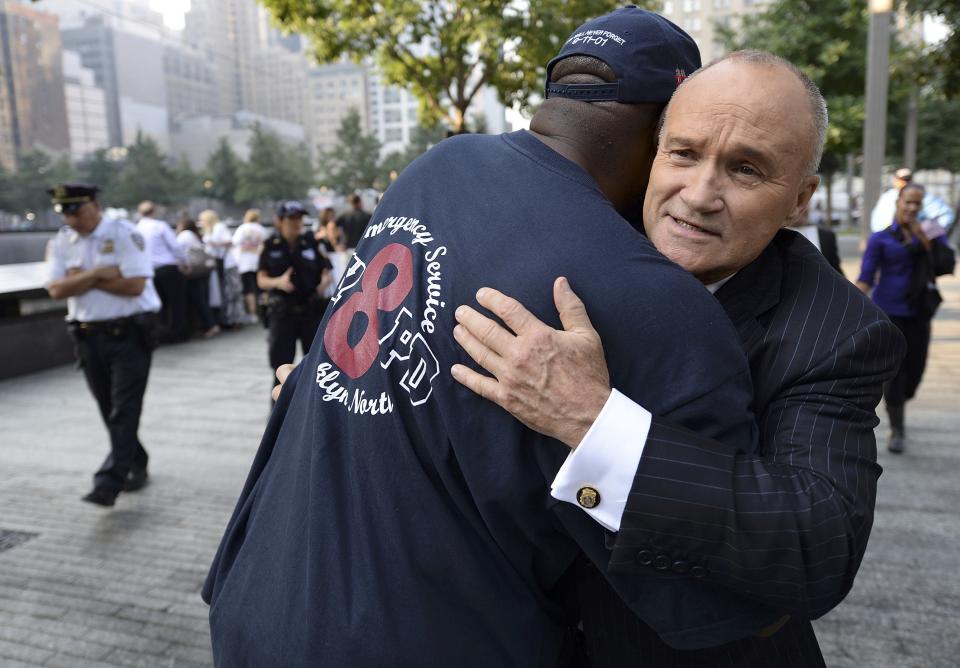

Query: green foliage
[[109, 133, 179, 208], [236, 123, 316, 204], [205, 138, 242, 204], [78, 149, 122, 203], [907, 0, 960, 97], [259, 0, 633, 132], [8, 151, 76, 214], [318, 108, 383, 193], [720, 0, 871, 171], [721, 0, 923, 174]]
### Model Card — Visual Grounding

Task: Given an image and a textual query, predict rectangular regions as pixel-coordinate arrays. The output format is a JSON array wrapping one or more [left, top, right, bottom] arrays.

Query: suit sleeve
[[609, 317, 904, 619]]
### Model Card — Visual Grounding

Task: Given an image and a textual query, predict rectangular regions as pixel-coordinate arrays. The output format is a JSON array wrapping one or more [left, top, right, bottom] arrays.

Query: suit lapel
[[713, 238, 784, 359]]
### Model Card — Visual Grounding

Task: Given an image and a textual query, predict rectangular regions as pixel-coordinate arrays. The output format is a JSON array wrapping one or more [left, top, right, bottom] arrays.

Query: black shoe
[[888, 433, 905, 454], [123, 468, 149, 492], [82, 486, 119, 507]]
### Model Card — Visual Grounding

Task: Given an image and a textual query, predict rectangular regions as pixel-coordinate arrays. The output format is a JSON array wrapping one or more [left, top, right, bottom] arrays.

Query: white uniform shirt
[[136, 216, 184, 267], [231, 221, 267, 274], [204, 221, 237, 269], [46, 217, 161, 322]]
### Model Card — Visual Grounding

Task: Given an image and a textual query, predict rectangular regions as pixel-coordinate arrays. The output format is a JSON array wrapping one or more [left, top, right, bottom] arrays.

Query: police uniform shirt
[[204, 131, 762, 666], [46, 217, 161, 322], [257, 232, 332, 302]]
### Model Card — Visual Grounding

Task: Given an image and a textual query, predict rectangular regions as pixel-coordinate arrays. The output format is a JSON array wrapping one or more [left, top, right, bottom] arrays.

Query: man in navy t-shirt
[[203, 9, 776, 666]]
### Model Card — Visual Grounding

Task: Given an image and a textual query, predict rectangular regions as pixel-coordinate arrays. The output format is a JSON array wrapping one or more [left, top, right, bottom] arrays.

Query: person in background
[[858, 183, 950, 453], [198, 209, 245, 328], [175, 217, 219, 339], [136, 201, 188, 342], [871, 167, 956, 234], [335, 193, 371, 249], [789, 203, 844, 275], [257, 201, 332, 392], [232, 208, 268, 323], [45, 184, 160, 507], [314, 206, 344, 253]]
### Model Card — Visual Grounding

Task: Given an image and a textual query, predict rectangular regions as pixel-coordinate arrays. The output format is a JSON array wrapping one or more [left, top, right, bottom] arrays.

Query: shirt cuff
[[549, 389, 652, 532]]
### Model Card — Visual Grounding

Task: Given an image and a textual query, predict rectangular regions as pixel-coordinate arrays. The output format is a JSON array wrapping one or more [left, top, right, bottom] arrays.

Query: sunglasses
[[55, 202, 87, 215]]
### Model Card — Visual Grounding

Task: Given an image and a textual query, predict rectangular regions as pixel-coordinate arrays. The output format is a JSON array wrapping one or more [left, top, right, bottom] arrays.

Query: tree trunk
[[845, 153, 855, 229]]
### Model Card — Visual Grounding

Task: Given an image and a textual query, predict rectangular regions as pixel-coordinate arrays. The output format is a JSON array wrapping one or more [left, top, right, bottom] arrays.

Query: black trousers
[[76, 328, 152, 493], [268, 311, 323, 386], [576, 559, 825, 667], [154, 264, 189, 342], [884, 315, 931, 407], [185, 275, 216, 331]]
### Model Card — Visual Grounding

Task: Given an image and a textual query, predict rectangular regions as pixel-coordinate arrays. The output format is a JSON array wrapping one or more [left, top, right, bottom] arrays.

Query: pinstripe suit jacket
[[588, 229, 905, 655]]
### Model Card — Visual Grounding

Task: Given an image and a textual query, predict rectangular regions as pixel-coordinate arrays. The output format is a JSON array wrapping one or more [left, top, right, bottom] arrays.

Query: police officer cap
[[545, 5, 701, 105], [276, 200, 308, 218], [48, 183, 100, 207]]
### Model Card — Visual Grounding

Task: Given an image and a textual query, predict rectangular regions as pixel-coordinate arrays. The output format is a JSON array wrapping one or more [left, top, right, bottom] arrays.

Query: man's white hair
[[661, 49, 828, 177]]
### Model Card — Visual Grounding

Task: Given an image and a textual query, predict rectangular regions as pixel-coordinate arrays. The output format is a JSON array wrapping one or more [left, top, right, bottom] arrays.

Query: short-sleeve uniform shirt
[[46, 217, 160, 322]]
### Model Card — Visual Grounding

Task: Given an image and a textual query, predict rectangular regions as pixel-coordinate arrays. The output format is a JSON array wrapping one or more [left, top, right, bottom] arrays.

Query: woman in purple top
[[857, 184, 941, 453]]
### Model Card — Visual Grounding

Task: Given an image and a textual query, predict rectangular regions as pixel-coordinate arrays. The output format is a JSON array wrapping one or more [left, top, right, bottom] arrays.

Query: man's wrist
[[567, 387, 612, 449]]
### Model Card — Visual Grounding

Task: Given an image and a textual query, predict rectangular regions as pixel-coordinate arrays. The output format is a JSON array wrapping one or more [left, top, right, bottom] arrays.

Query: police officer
[[45, 184, 161, 507], [257, 201, 332, 390]]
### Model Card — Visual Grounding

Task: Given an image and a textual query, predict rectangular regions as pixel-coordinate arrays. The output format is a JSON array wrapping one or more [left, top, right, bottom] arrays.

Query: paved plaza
[[1, 259, 958, 667]]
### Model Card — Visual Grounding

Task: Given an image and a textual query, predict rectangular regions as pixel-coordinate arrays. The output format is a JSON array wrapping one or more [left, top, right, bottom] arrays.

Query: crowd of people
[[129, 199, 368, 347]]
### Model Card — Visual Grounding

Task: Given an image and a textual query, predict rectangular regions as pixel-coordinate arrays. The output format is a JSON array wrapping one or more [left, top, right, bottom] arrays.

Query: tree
[[9, 151, 75, 215], [78, 149, 122, 204], [260, 0, 633, 133], [237, 123, 315, 204], [318, 108, 383, 193], [907, 0, 960, 97], [110, 133, 177, 208], [205, 138, 242, 205]]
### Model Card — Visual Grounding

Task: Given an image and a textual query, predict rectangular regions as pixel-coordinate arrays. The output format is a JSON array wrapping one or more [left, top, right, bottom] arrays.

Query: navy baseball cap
[[545, 5, 701, 104], [276, 200, 308, 217]]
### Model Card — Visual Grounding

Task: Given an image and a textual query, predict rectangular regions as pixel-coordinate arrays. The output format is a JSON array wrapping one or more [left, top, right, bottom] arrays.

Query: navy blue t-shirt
[[203, 131, 771, 666]]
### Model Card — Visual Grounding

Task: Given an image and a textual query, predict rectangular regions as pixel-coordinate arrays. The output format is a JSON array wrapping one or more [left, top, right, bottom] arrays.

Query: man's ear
[[784, 175, 820, 228]]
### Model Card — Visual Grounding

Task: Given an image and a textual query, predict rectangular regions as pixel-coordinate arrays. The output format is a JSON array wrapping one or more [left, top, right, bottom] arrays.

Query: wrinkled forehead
[[665, 62, 813, 169]]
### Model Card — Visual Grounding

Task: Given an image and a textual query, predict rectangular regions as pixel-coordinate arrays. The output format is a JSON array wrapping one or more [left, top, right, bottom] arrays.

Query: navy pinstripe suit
[[579, 229, 906, 666]]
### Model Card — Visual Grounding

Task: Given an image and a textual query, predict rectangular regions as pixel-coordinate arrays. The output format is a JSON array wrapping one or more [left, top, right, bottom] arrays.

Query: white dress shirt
[[550, 275, 734, 531], [136, 216, 184, 267]]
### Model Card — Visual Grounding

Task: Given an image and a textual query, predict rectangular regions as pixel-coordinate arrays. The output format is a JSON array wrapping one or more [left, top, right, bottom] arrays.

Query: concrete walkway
[[0, 266, 958, 667]]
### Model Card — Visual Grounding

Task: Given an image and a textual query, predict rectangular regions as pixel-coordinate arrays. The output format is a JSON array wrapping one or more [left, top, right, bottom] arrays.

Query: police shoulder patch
[[130, 231, 145, 251]]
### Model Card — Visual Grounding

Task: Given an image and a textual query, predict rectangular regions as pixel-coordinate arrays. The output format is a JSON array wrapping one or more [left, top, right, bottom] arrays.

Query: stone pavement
[[0, 265, 958, 667]]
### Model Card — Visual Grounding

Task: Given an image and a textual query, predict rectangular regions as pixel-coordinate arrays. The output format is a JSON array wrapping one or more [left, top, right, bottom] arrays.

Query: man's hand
[[451, 277, 611, 449], [277, 267, 296, 293], [272, 364, 295, 402]]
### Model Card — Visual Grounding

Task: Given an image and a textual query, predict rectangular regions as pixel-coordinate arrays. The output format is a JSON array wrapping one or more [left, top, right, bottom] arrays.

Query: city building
[[308, 62, 369, 156], [0, 1, 71, 170], [367, 73, 420, 157], [170, 110, 306, 169], [62, 51, 109, 162], [62, 14, 170, 151], [660, 0, 776, 64]]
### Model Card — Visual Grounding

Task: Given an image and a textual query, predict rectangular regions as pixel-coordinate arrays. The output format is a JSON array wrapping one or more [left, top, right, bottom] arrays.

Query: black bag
[[931, 240, 956, 276], [907, 245, 944, 319]]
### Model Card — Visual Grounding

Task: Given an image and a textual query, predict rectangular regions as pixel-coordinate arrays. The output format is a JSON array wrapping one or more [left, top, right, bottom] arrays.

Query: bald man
[[453, 51, 906, 665]]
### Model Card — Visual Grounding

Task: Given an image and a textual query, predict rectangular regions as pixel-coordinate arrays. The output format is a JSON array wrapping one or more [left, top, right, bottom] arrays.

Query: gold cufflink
[[576, 486, 600, 509]]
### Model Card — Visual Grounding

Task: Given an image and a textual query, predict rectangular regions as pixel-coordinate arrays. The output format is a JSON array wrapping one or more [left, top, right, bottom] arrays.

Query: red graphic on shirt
[[323, 243, 414, 379]]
